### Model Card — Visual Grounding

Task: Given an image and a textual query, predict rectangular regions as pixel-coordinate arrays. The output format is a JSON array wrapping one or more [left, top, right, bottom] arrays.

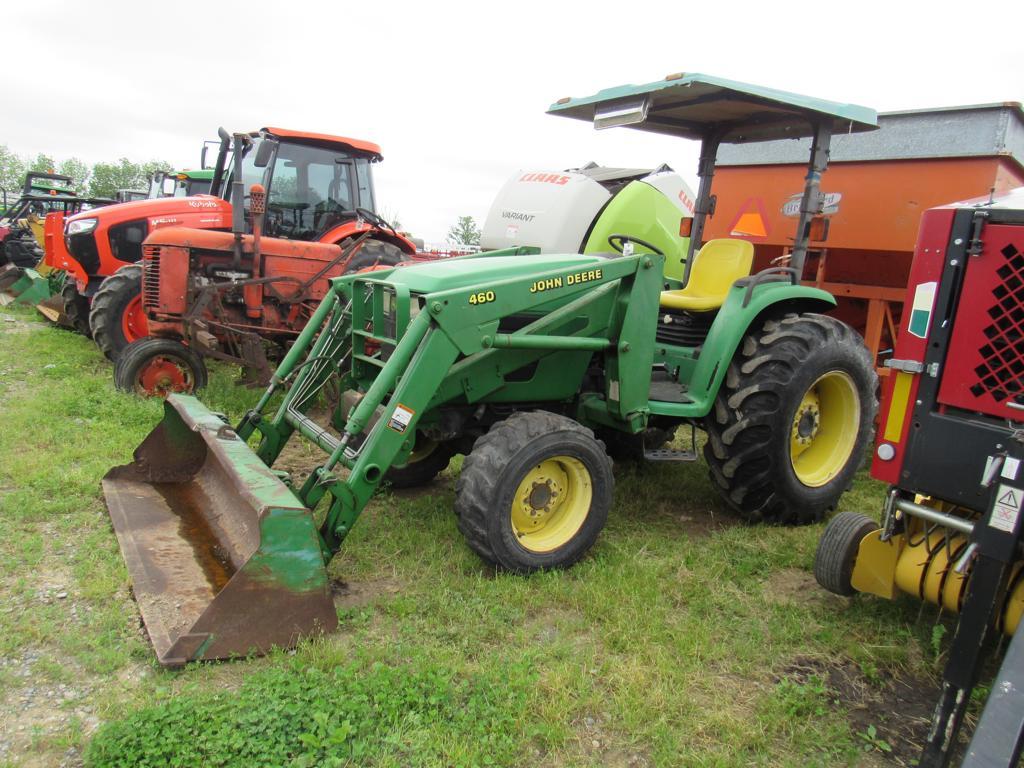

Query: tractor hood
[[388, 253, 610, 294], [65, 195, 230, 225]]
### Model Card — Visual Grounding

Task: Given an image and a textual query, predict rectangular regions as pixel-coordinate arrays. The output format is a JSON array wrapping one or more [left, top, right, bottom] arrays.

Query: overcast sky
[[3, 0, 1021, 242]]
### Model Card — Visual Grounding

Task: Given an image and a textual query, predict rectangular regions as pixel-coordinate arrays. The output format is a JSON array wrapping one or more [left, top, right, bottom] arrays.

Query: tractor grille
[[142, 245, 161, 309], [970, 242, 1024, 404], [655, 308, 715, 348]]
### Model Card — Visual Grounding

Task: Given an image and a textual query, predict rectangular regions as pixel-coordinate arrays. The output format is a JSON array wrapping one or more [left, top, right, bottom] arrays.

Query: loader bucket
[[0, 266, 51, 306], [102, 395, 337, 667]]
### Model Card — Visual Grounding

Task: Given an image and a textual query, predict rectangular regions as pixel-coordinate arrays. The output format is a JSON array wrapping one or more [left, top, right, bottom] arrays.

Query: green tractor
[[104, 72, 880, 666]]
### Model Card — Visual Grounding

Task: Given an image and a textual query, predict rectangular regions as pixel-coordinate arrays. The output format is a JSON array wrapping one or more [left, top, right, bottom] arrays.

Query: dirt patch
[[672, 504, 738, 538], [0, 649, 148, 768], [764, 568, 849, 610], [273, 430, 332, 479], [780, 655, 943, 765], [331, 576, 404, 609], [571, 712, 650, 767]]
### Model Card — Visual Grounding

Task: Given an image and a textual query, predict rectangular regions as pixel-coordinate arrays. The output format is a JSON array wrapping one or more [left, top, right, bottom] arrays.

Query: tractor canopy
[[549, 72, 878, 288], [547, 71, 877, 141]]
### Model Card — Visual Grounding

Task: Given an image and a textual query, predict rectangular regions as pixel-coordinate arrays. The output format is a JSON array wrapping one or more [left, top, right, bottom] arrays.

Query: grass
[[0, 304, 944, 767]]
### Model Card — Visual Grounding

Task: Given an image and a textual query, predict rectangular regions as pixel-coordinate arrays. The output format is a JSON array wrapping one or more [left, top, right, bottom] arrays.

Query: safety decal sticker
[[991, 484, 1023, 533], [387, 403, 415, 434], [907, 281, 937, 339]]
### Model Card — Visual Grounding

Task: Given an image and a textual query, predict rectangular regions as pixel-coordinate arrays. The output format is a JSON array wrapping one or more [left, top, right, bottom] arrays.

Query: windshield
[[239, 137, 376, 241], [174, 177, 211, 197]]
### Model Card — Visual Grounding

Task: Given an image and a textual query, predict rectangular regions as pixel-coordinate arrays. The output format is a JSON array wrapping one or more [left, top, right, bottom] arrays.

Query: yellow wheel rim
[[407, 436, 437, 463], [510, 456, 592, 553], [789, 371, 860, 488]]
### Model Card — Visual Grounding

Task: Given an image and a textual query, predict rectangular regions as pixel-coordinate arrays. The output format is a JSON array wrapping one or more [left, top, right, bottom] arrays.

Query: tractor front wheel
[[703, 313, 877, 524], [814, 512, 879, 596], [455, 411, 612, 572], [61, 280, 92, 337], [344, 239, 405, 273], [386, 434, 457, 489], [114, 337, 208, 397], [90, 264, 148, 361]]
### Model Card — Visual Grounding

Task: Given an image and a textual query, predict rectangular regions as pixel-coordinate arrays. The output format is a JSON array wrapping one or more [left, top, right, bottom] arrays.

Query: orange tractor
[[111, 130, 435, 394], [50, 127, 416, 358]]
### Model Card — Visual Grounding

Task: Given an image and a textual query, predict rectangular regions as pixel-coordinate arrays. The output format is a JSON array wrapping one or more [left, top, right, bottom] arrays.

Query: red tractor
[[53, 127, 416, 359]]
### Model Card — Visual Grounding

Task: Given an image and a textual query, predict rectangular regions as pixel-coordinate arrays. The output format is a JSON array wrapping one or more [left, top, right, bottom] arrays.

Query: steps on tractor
[[643, 447, 697, 462]]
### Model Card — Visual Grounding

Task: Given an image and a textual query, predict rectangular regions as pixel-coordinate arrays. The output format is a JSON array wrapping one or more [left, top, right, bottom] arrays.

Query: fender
[[319, 220, 417, 254], [660, 281, 836, 418]]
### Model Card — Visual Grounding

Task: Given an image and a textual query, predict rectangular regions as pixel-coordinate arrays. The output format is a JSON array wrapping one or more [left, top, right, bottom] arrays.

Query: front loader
[[104, 72, 880, 666]]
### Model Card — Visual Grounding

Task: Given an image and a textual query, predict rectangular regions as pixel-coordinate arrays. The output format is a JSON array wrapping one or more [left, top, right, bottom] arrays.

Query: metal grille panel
[[938, 224, 1024, 420], [142, 245, 160, 309]]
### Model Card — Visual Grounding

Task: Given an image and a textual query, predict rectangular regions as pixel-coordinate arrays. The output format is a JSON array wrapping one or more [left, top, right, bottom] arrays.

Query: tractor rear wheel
[[814, 511, 879, 596], [344, 239, 405, 272], [703, 313, 877, 524], [386, 434, 457, 489], [61, 280, 92, 337], [115, 337, 208, 397], [455, 411, 612, 573], [90, 264, 148, 361]]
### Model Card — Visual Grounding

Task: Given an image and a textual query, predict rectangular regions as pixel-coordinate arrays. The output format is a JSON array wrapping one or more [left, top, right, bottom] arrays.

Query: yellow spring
[[893, 524, 1024, 636]]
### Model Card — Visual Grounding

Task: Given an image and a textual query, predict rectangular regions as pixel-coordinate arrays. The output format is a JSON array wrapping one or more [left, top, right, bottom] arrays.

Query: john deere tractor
[[104, 72, 880, 666]]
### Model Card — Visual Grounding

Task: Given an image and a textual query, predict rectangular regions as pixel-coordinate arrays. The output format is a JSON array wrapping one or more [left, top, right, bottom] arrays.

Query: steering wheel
[[356, 207, 396, 235], [607, 234, 665, 256]]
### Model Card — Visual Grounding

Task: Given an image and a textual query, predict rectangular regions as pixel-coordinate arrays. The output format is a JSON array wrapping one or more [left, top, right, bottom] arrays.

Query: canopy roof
[[548, 72, 877, 144]]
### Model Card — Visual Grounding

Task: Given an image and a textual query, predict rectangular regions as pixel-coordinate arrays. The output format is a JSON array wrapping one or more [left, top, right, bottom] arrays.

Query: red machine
[[704, 102, 1024, 375], [52, 127, 417, 359], [815, 188, 1024, 766]]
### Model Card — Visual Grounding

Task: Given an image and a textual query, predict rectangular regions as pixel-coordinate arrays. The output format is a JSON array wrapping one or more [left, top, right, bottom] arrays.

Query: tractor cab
[[221, 127, 382, 242], [145, 169, 214, 199], [548, 72, 878, 313]]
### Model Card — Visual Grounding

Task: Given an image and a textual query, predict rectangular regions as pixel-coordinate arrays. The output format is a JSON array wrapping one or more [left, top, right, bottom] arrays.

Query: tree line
[[0, 144, 172, 200]]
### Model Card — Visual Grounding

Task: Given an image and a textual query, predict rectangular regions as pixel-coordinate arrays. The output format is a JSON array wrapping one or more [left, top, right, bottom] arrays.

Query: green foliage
[[931, 624, 947, 663], [446, 215, 480, 246], [772, 676, 830, 718], [857, 724, 893, 754], [87, 159, 170, 199], [85, 658, 538, 767], [0, 143, 167, 199], [0, 144, 27, 197]]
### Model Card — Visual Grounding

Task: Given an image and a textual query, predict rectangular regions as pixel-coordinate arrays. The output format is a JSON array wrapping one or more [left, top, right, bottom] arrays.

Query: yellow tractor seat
[[659, 238, 754, 312]]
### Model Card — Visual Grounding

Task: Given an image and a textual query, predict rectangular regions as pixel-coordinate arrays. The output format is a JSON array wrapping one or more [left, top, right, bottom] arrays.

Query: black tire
[[344, 239, 406, 273], [599, 426, 677, 462], [114, 337, 208, 397], [386, 435, 457, 489], [61, 280, 92, 337], [814, 512, 879, 596], [454, 411, 613, 573], [90, 264, 144, 361], [703, 313, 877, 524], [0, 233, 43, 269]]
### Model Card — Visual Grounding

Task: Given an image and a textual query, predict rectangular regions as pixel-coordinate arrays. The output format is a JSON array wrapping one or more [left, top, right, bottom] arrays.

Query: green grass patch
[[0, 306, 939, 767], [86, 654, 544, 767]]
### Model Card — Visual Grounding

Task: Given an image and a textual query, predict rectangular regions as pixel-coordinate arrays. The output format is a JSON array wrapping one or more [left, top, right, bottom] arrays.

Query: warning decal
[[907, 281, 937, 339], [728, 198, 771, 239], [387, 403, 415, 434], [991, 483, 1023, 533]]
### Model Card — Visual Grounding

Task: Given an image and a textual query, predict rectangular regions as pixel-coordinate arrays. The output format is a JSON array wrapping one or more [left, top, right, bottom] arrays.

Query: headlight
[[66, 218, 98, 235]]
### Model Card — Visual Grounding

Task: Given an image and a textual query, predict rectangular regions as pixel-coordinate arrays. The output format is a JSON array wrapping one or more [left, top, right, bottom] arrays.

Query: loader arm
[[240, 251, 662, 557]]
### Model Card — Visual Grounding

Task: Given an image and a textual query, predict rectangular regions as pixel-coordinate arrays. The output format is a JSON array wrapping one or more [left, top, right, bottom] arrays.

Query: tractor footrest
[[644, 448, 697, 462]]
